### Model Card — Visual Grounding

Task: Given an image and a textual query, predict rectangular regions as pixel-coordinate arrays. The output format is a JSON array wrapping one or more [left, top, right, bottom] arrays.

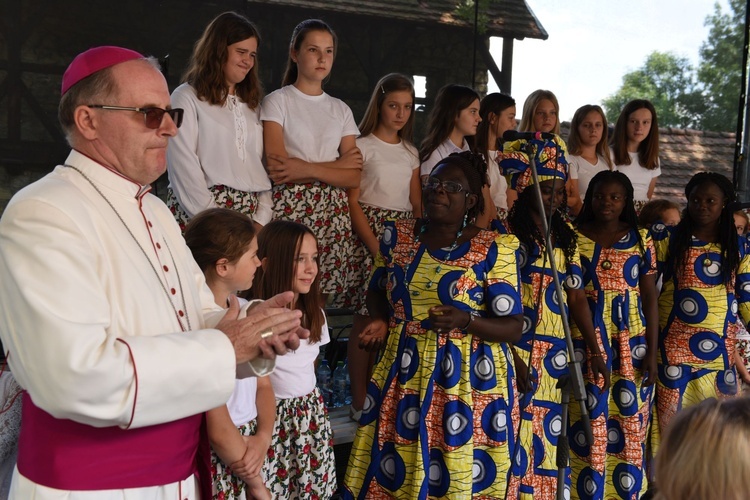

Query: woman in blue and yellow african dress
[[568, 171, 659, 500], [497, 136, 610, 500], [343, 152, 524, 499], [651, 172, 750, 452]]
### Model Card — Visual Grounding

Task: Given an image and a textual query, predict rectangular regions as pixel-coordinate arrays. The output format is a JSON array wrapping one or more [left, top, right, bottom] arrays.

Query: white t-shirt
[[225, 298, 259, 426], [569, 154, 611, 200], [613, 150, 661, 202], [357, 134, 419, 212], [420, 138, 470, 176], [260, 85, 359, 163], [487, 151, 508, 210], [167, 84, 272, 224], [269, 312, 330, 399]]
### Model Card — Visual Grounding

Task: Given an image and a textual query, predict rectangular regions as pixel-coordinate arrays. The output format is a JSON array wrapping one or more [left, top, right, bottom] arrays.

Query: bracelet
[[462, 312, 477, 330], [589, 351, 603, 358]]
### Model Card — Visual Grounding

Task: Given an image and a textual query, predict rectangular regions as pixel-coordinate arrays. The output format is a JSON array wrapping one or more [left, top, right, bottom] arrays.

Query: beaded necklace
[[403, 217, 466, 296]]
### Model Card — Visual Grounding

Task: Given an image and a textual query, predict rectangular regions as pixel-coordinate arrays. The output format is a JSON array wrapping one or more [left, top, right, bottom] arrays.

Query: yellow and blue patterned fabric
[[497, 134, 569, 194], [343, 219, 523, 499]]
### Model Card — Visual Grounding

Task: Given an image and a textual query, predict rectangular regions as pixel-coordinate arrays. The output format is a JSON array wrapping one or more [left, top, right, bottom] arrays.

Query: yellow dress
[[343, 219, 523, 499]]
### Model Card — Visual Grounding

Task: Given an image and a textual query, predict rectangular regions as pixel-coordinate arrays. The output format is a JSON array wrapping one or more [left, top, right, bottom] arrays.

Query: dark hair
[[429, 151, 488, 223], [639, 199, 681, 228], [282, 19, 337, 87], [252, 220, 325, 343], [183, 12, 263, 108], [184, 208, 257, 275], [419, 84, 480, 163], [358, 73, 416, 143], [668, 172, 738, 285], [577, 170, 644, 253], [475, 92, 516, 162], [508, 183, 577, 263], [612, 99, 660, 170], [567, 104, 613, 168]]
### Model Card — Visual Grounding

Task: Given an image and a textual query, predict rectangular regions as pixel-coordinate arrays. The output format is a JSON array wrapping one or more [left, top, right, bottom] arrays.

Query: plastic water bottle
[[343, 361, 353, 406], [316, 359, 332, 407], [332, 361, 347, 408]]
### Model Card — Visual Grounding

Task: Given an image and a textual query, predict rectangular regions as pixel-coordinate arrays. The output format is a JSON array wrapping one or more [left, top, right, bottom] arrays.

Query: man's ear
[[74, 105, 99, 140]]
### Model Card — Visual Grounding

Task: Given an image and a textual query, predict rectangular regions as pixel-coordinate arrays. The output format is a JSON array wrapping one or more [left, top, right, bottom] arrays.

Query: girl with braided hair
[[497, 136, 609, 500], [344, 151, 524, 499], [650, 172, 750, 453]]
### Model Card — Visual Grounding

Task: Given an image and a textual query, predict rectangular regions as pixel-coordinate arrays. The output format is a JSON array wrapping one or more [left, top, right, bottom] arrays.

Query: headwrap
[[62, 46, 144, 95], [497, 134, 569, 193]]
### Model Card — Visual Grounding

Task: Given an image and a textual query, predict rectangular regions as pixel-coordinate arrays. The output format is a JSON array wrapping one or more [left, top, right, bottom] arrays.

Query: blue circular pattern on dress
[[435, 341, 461, 389], [437, 270, 464, 305], [512, 442, 529, 476], [688, 331, 722, 362], [611, 294, 626, 330], [545, 285, 562, 315], [395, 393, 422, 441], [693, 251, 723, 286], [472, 448, 497, 493], [518, 243, 529, 268], [624, 254, 641, 287], [470, 343, 497, 391], [569, 420, 590, 457], [522, 305, 537, 334], [544, 346, 569, 379], [428, 448, 450, 497], [659, 364, 689, 389], [398, 335, 419, 384], [382, 224, 395, 246], [481, 397, 509, 442], [673, 289, 708, 324], [613, 463, 642, 499], [543, 407, 563, 445], [375, 442, 406, 491], [630, 337, 647, 367], [612, 379, 639, 417], [577, 468, 603, 500], [359, 381, 381, 425], [532, 432, 547, 467], [491, 286, 518, 315], [717, 368, 738, 395], [566, 272, 583, 290], [443, 400, 473, 447], [606, 418, 625, 454]]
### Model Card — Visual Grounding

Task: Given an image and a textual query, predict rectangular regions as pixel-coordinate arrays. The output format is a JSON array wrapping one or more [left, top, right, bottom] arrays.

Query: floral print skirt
[[261, 388, 336, 499], [210, 419, 258, 500], [167, 185, 259, 232], [272, 182, 352, 308]]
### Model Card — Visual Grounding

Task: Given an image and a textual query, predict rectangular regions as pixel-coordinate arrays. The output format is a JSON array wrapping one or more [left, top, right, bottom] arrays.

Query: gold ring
[[260, 329, 273, 340]]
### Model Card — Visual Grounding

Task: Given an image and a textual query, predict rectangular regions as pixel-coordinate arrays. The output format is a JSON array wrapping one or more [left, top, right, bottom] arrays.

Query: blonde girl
[[261, 19, 362, 308]]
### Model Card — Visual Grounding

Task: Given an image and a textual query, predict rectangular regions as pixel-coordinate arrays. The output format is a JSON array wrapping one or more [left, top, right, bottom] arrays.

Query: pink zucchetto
[[61, 46, 144, 95]]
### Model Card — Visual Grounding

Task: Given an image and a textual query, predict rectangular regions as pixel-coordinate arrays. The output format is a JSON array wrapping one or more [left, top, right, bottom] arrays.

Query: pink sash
[[17, 393, 204, 491]]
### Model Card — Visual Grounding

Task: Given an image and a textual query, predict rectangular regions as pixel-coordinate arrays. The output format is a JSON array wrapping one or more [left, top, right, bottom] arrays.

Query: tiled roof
[[247, 0, 548, 39], [561, 123, 736, 205]]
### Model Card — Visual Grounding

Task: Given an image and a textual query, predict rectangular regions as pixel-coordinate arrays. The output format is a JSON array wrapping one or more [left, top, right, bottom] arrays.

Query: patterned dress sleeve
[[368, 219, 397, 293], [649, 223, 672, 278], [484, 233, 524, 318], [563, 222, 584, 290], [736, 235, 750, 325]]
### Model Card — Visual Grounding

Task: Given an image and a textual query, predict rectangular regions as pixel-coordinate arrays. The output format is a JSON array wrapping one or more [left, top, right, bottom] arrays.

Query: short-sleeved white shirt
[[569, 154, 610, 200], [357, 134, 419, 211], [420, 138, 470, 176], [268, 312, 330, 399], [261, 85, 359, 163], [487, 151, 508, 210], [613, 151, 661, 202]]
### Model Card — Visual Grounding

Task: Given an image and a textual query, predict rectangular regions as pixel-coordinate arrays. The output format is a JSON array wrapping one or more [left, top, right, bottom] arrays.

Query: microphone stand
[[523, 138, 594, 500]]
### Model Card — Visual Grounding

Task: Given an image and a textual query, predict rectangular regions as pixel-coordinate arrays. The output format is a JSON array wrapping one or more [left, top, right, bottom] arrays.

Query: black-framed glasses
[[422, 176, 468, 194], [87, 105, 184, 129]]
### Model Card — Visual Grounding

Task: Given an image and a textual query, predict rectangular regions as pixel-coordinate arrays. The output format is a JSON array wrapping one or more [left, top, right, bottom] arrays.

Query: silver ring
[[260, 329, 273, 340]]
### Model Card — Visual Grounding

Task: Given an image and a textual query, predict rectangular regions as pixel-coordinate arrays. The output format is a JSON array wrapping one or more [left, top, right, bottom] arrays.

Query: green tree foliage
[[698, 0, 746, 131], [602, 52, 704, 129]]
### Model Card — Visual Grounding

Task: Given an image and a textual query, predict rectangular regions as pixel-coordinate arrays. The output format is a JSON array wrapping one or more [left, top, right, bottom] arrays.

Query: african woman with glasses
[[344, 151, 524, 499], [166, 12, 272, 232]]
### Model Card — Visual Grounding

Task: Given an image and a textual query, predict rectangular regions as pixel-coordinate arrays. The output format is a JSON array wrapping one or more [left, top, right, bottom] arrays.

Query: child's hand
[[231, 435, 269, 480]]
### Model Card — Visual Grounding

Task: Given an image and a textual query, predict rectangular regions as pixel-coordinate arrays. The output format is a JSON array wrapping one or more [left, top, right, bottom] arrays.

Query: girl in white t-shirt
[[253, 220, 336, 499], [167, 12, 272, 231], [475, 92, 517, 219], [611, 99, 661, 211], [419, 84, 495, 227], [184, 208, 275, 500], [346, 73, 420, 419], [566, 104, 613, 217], [261, 19, 361, 309]]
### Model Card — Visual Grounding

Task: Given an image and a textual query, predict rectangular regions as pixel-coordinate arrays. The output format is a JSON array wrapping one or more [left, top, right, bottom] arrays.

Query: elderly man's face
[[86, 60, 177, 185]]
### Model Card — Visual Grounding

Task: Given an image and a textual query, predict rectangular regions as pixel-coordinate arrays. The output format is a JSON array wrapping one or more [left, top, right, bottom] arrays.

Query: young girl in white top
[[184, 208, 276, 500], [346, 73, 419, 418], [475, 92, 517, 220], [418, 84, 495, 227], [611, 99, 661, 211], [253, 220, 336, 499], [566, 104, 613, 217], [261, 19, 361, 309], [167, 12, 272, 231]]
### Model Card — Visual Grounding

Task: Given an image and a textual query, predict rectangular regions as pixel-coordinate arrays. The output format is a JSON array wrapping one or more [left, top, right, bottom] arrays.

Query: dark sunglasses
[[88, 105, 184, 129], [422, 176, 468, 194]]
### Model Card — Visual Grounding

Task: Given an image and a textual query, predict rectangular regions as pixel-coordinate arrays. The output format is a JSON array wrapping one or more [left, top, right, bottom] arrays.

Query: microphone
[[502, 130, 556, 142]]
